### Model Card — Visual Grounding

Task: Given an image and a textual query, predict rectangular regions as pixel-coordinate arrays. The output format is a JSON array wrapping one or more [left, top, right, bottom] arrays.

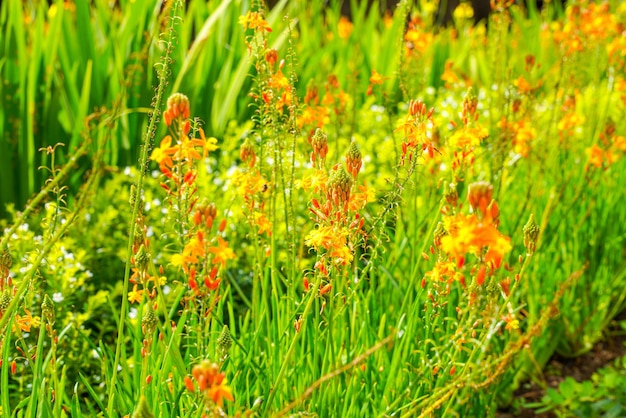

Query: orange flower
[[367, 70, 384, 96], [253, 212, 272, 236], [187, 360, 234, 408], [585, 144, 604, 169], [441, 60, 461, 88], [440, 213, 512, 269], [175, 136, 204, 165], [14, 309, 40, 333], [404, 18, 432, 55], [297, 170, 328, 194], [348, 184, 375, 212], [209, 237, 236, 268], [297, 105, 329, 129], [424, 261, 461, 283], [151, 136, 176, 169]]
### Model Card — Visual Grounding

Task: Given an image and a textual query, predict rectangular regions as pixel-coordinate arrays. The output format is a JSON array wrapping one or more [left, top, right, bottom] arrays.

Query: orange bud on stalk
[[476, 265, 486, 286], [320, 283, 332, 295], [184, 376, 195, 392]]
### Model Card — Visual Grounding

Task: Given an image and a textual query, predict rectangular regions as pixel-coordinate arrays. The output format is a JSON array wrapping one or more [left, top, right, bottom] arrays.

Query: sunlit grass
[[1, 0, 626, 417]]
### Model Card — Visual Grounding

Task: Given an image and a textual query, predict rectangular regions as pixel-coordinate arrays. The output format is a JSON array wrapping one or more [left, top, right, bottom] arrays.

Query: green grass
[[1, 0, 626, 417]]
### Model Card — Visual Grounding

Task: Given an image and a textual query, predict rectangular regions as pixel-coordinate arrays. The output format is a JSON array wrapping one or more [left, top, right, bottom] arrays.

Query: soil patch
[[497, 310, 626, 417]]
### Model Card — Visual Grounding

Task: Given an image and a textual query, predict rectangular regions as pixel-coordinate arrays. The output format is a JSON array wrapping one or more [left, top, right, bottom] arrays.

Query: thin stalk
[[263, 274, 323, 415], [25, 317, 47, 418], [0, 139, 90, 250], [106, 1, 181, 411]]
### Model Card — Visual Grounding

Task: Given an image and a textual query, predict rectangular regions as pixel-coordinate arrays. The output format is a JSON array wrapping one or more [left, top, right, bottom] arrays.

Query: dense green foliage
[[1, 0, 626, 417]]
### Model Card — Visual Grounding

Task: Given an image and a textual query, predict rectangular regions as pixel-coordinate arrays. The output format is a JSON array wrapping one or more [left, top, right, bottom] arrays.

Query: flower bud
[[523, 213, 540, 255], [326, 164, 353, 211], [135, 245, 151, 272], [0, 289, 11, 313], [462, 88, 478, 122], [444, 183, 458, 208], [240, 137, 257, 168], [142, 303, 158, 336], [41, 294, 55, 326], [345, 141, 362, 179], [265, 48, 278, 67], [310, 129, 329, 165], [164, 93, 190, 127], [217, 325, 233, 355], [468, 181, 493, 218], [433, 222, 448, 248]]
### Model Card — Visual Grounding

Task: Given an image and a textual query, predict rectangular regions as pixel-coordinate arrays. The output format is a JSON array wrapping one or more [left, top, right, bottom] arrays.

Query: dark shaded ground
[[497, 310, 626, 417]]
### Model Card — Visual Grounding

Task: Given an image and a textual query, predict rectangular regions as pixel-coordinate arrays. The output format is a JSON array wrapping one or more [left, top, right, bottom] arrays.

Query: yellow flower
[[505, 319, 520, 331], [329, 244, 353, 265], [128, 285, 144, 304], [175, 136, 204, 164], [448, 126, 488, 149], [150, 136, 176, 168], [200, 128, 218, 157], [297, 170, 328, 193], [209, 237, 236, 269], [239, 11, 271, 32], [337, 16, 353, 40]]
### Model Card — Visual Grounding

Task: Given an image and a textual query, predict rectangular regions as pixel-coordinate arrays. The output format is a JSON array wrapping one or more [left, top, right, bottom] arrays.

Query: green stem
[[26, 317, 47, 418], [0, 139, 90, 250], [263, 274, 323, 414], [106, 1, 181, 411]]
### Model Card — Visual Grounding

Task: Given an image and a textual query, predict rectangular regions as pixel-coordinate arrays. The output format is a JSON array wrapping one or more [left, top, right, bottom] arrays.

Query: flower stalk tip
[[523, 213, 540, 255]]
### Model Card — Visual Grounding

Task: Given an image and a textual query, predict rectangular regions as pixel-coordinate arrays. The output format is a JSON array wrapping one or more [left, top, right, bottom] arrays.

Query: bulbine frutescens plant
[[2, 1, 626, 417]]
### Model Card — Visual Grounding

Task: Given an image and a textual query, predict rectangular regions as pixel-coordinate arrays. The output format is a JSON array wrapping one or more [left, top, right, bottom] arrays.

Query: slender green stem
[[263, 274, 323, 415], [106, 1, 181, 411]]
